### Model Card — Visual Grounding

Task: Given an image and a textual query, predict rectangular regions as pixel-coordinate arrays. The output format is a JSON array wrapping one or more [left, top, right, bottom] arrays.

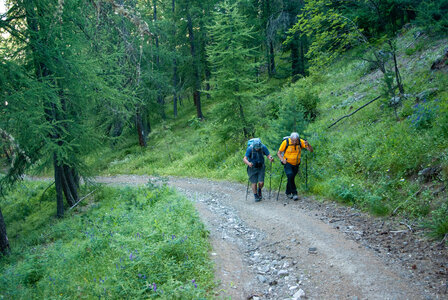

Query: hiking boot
[[254, 194, 261, 202], [286, 193, 293, 199], [257, 188, 262, 199], [292, 195, 299, 201]]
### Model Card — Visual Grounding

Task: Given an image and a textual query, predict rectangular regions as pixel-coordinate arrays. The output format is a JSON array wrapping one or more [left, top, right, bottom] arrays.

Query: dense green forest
[[1, 0, 447, 297]]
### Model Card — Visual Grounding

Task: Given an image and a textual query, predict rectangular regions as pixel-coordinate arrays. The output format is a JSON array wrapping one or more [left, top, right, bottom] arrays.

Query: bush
[[407, 99, 439, 129], [424, 201, 448, 241]]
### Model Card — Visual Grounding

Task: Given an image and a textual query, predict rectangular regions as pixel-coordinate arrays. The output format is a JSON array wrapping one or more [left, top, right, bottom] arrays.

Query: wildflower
[[153, 283, 157, 292], [172, 235, 176, 240], [129, 253, 134, 260]]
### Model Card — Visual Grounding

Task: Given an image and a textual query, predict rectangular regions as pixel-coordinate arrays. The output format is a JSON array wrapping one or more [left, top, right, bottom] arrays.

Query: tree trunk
[[71, 167, 80, 189], [143, 112, 151, 138], [64, 165, 79, 203], [392, 47, 404, 94], [172, 0, 179, 118], [269, 41, 276, 75], [187, 12, 204, 119], [53, 154, 64, 218], [290, 36, 300, 80], [61, 168, 75, 207], [154, 0, 166, 120], [26, 1, 67, 217], [136, 110, 147, 147], [173, 61, 178, 117], [0, 207, 10, 256]]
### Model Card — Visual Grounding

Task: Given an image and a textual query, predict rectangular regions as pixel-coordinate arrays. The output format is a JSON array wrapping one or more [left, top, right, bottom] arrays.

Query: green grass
[[0, 181, 214, 299]]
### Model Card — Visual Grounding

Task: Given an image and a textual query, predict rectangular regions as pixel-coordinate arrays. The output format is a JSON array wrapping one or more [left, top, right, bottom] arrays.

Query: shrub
[[408, 99, 439, 129], [424, 201, 448, 241]]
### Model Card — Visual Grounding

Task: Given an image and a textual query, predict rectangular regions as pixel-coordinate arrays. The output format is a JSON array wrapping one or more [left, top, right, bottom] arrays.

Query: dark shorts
[[247, 164, 266, 183]]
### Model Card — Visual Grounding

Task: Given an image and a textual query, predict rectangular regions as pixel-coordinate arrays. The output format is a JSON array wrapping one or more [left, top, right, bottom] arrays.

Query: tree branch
[[328, 95, 382, 129]]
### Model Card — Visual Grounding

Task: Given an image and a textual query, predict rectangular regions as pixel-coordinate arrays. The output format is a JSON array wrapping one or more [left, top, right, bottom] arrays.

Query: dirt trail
[[93, 175, 445, 299]]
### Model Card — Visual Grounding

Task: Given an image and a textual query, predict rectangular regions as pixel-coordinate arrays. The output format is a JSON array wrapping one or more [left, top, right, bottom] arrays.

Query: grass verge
[[0, 180, 214, 299]]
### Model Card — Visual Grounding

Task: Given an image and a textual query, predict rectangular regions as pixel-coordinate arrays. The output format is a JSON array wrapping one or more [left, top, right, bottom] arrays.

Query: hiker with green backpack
[[277, 132, 313, 200], [243, 138, 274, 202]]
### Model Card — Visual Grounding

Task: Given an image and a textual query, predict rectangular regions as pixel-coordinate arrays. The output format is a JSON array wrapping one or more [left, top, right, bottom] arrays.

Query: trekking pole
[[269, 160, 272, 200], [276, 171, 284, 201], [245, 178, 250, 201], [305, 152, 308, 191]]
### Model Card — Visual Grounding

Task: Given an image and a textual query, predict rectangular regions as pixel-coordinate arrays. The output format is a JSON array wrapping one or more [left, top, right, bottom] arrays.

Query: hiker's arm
[[277, 141, 287, 164], [277, 150, 286, 164], [263, 146, 274, 162], [243, 156, 253, 167], [304, 140, 313, 152]]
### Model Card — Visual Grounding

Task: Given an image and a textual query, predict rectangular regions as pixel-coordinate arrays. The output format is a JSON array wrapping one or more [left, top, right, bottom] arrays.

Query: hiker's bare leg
[[251, 183, 257, 194]]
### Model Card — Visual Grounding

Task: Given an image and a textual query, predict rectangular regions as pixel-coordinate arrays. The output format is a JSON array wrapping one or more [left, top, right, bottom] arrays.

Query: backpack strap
[[248, 145, 254, 161], [282, 138, 290, 153]]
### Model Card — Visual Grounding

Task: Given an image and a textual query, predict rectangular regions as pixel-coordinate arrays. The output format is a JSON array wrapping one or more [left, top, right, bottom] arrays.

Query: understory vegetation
[[0, 181, 214, 299]]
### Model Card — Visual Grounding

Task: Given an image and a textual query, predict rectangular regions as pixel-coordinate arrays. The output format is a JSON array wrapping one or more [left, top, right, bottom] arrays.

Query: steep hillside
[[95, 27, 447, 236]]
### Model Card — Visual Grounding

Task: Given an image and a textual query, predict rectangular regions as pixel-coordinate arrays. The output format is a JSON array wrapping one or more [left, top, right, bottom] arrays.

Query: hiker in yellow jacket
[[277, 132, 313, 200]]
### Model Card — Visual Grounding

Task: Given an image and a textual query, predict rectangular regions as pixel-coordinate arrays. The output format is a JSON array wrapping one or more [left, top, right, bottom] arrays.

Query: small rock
[[289, 286, 298, 290], [257, 275, 267, 283], [418, 166, 441, 182], [269, 279, 278, 286], [292, 288, 306, 299], [308, 247, 317, 254], [278, 270, 289, 277]]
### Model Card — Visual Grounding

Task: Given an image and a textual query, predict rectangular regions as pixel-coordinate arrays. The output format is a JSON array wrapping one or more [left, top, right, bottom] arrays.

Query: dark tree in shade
[[0, 208, 10, 256]]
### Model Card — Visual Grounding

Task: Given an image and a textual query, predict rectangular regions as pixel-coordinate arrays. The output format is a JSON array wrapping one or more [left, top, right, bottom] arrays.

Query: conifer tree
[[206, 0, 261, 141], [0, 0, 133, 217]]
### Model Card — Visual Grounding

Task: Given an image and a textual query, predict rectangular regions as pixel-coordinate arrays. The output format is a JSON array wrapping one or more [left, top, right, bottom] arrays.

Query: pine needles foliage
[[206, 0, 263, 142]]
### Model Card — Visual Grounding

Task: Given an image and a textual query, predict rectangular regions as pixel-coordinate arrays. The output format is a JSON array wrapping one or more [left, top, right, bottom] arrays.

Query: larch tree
[[0, 0, 135, 218], [206, 0, 262, 141]]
